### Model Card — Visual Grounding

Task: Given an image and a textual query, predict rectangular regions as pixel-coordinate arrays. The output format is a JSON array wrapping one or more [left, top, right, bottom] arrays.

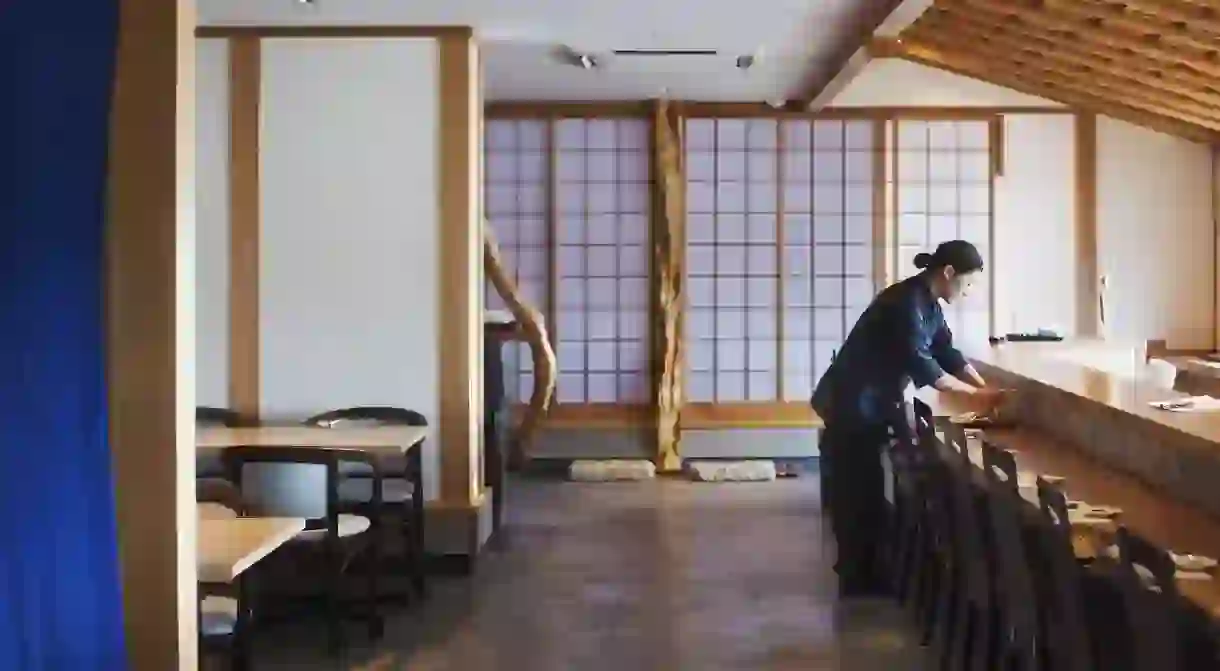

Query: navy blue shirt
[[811, 275, 968, 427]]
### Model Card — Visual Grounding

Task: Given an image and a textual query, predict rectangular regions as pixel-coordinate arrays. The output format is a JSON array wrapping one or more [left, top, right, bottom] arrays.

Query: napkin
[[1149, 395, 1220, 412]]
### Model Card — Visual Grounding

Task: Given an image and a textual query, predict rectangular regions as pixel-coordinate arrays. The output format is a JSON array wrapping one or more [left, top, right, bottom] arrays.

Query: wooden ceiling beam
[[943, 0, 1220, 79], [794, 0, 934, 109], [902, 32, 1220, 127], [1041, 0, 1220, 52], [914, 7, 1220, 96], [908, 16, 1220, 109], [1075, 0, 1220, 38], [870, 39, 1219, 143]]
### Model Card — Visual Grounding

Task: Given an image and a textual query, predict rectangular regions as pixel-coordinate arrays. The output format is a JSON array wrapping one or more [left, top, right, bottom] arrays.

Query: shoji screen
[[779, 119, 878, 401], [685, 118, 781, 403], [893, 120, 993, 345], [553, 118, 651, 404], [485, 119, 550, 402], [685, 117, 879, 405]]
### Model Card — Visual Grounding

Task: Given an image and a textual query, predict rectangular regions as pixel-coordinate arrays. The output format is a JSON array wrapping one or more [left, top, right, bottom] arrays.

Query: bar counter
[[962, 341, 1220, 527]]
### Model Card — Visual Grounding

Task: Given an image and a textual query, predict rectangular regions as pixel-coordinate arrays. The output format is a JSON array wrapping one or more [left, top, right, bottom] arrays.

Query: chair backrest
[[942, 425, 988, 594], [304, 406, 428, 429], [1034, 478, 1094, 671], [196, 406, 244, 427], [1115, 526, 1180, 671], [196, 478, 245, 516], [223, 446, 381, 527], [912, 397, 934, 441], [981, 440, 1039, 638]]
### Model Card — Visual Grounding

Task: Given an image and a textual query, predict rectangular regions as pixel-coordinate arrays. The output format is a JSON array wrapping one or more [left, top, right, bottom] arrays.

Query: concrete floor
[[247, 476, 925, 670]]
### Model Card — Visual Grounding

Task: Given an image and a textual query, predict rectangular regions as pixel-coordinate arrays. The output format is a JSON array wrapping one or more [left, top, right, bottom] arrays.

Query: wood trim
[[889, 120, 901, 283], [228, 37, 260, 420], [680, 103, 1069, 118], [871, 119, 888, 290], [531, 404, 652, 428], [1075, 112, 1100, 337], [107, 0, 196, 666], [775, 120, 786, 399], [486, 101, 1070, 120], [437, 33, 481, 505], [195, 25, 472, 39], [486, 101, 652, 118], [679, 403, 825, 429], [987, 115, 1000, 339]]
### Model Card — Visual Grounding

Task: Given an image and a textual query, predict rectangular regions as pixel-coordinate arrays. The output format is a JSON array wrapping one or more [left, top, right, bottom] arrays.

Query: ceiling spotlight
[[579, 54, 596, 70]]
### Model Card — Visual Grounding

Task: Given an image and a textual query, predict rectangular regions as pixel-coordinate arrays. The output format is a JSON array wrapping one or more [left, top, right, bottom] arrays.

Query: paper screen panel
[[893, 120, 993, 346], [781, 119, 877, 401], [553, 118, 650, 403], [685, 118, 780, 402], [485, 119, 549, 402]]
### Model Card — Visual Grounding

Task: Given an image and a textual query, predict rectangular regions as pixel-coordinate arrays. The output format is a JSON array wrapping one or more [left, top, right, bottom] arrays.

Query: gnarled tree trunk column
[[484, 226, 556, 469], [651, 99, 686, 472]]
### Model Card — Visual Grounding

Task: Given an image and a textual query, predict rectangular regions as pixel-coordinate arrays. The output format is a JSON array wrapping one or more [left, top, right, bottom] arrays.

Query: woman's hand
[[967, 386, 1008, 416]]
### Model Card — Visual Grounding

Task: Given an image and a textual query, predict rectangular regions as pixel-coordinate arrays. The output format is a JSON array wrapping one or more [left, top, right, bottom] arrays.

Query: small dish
[[1172, 553, 1219, 572], [1078, 505, 1123, 518]]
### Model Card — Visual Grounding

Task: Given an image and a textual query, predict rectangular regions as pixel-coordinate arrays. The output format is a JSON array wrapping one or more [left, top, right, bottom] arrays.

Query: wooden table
[[198, 514, 305, 584], [924, 389, 1220, 618], [197, 424, 430, 596], [198, 425, 428, 461]]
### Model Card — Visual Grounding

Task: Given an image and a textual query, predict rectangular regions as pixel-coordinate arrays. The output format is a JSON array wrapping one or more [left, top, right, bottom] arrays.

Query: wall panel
[[258, 37, 442, 496]]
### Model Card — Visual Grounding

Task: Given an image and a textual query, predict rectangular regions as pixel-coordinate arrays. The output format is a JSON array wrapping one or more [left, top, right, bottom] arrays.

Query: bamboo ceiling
[[877, 0, 1220, 144]]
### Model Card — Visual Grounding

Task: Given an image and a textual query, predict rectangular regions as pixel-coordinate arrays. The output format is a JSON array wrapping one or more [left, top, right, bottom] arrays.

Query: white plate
[[1172, 553, 1218, 572]]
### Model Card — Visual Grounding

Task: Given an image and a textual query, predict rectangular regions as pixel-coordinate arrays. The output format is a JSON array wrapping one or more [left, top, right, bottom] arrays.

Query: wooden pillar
[[1075, 112, 1100, 337], [437, 31, 484, 505], [228, 37, 261, 421], [651, 99, 685, 472], [106, 0, 197, 666]]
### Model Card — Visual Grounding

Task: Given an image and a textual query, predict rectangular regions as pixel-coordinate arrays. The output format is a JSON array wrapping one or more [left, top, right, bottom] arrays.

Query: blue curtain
[[0, 0, 127, 668]]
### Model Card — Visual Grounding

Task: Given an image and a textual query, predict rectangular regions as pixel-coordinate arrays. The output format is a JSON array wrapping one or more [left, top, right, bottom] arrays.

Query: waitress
[[812, 239, 1004, 597]]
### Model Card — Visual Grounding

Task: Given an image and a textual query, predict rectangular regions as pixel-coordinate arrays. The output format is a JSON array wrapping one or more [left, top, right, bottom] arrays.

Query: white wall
[[258, 37, 442, 496], [834, 59, 1216, 349], [196, 39, 230, 409], [1096, 118, 1215, 350], [832, 59, 1065, 109], [993, 114, 1076, 336]]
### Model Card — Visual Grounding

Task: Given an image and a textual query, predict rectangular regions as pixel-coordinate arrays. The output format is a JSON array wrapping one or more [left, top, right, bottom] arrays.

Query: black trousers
[[821, 419, 890, 586]]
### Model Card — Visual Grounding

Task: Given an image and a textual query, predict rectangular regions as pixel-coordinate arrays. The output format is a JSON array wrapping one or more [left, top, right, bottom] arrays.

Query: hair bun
[[913, 252, 933, 269]]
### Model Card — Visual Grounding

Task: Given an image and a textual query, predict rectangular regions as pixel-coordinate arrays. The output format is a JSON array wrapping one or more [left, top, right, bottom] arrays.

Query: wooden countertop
[[968, 343, 1220, 449], [924, 389, 1220, 617]]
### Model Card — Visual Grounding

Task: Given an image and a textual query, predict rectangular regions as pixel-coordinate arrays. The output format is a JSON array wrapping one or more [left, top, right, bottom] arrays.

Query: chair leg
[[367, 538, 384, 641], [951, 596, 975, 671], [931, 565, 959, 670], [233, 574, 252, 671], [971, 603, 1000, 671], [326, 544, 344, 655]]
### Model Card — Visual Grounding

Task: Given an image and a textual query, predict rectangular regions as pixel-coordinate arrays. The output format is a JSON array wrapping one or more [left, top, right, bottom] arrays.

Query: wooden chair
[[303, 406, 427, 598], [197, 407, 246, 427], [223, 446, 385, 653], [197, 407, 248, 478], [980, 441, 1042, 671], [938, 423, 997, 671], [1033, 478, 1095, 671], [196, 479, 249, 671], [887, 401, 932, 609], [910, 399, 953, 648], [1109, 527, 1181, 671]]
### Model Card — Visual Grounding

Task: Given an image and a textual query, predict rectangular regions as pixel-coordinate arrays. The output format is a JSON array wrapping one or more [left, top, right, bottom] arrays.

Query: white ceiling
[[197, 0, 888, 102]]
